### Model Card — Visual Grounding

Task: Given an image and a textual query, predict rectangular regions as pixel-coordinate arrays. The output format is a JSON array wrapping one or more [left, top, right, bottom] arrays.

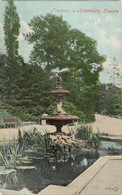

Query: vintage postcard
[[0, 0, 122, 195]]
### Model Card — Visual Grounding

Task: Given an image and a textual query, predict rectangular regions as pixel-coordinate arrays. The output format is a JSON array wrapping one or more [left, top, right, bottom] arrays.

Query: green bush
[[63, 100, 86, 123], [76, 125, 101, 151], [7, 105, 40, 122]]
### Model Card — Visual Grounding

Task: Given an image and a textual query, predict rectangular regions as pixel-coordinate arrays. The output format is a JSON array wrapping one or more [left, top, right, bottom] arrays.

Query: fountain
[[42, 73, 79, 133]]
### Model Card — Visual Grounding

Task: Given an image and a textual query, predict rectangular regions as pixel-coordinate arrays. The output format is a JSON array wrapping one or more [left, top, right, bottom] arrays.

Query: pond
[[0, 139, 122, 194]]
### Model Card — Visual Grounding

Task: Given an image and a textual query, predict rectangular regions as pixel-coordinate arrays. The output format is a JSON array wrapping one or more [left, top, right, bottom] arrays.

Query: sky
[[0, 1, 122, 85]]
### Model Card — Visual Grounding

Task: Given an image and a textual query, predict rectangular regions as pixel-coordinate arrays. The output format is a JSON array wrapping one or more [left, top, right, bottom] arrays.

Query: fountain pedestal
[[41, 75, 79, 133]]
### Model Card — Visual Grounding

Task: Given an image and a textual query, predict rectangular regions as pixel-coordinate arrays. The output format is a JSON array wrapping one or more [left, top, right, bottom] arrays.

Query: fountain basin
[[42, 113, 79, 132], [52, 89, 70, 96]]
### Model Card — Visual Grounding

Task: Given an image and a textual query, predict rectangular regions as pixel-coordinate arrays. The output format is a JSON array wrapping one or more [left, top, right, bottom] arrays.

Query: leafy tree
[[25, 14, 70, 68], [4, 0, 23, 80], [97, 83, 122, 117], [0, 54, 6, 104], [26, 14, 105, 73], [6, 64, 54, 121], [25, 14, 105, 123], [2, 3, 55, 122], [4, 0, 20, 55], [1, 0, 26, 120]]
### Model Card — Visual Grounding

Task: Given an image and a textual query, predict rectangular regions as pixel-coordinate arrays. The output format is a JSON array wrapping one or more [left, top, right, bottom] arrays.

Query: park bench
[[3, 116, 20, 128]]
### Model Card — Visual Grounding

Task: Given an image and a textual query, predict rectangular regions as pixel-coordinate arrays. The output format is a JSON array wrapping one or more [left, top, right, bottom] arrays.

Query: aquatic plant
[[18, 128, 51, 155], [76, 125, 101, 152], [0, 141, 24, 168]]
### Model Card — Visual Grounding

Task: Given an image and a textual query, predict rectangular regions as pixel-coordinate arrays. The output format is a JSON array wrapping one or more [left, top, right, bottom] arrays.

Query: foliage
[[76, 125, 101, 151], [4, 0, 23, 81], [25, 14, 70, 68], [97, 84, 122, 117], [0, 55, 7, 104], [0, 128, 63, 168], [25, 14, 105, 123], [1, 4, 106, 124], [63, 80, 97, 123], [4, 0, 20, 57], [1, 0, 25, 122], [25, 14, 105, 71], [0, 109, 11, 125], [109, 57, 121, 87], [1, 3, 121, 126], [63, 100, 86, 123], [18, 128, 51, 154], [2, 64, 54, 122], [0, 129, 51, 168], [0, 141, 24, 168], [46, 102, 57, 114], [1, 5, 120, 124]]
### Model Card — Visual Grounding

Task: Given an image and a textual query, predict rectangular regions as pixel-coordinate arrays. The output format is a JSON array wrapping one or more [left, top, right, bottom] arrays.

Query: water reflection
[[0, 151, 96, 194], [0, 140, 122, 194], [0, 171, 24, 191]]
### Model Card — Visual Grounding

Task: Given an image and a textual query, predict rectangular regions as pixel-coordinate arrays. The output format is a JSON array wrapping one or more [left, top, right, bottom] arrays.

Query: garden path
[[0, 114, 122, 142]]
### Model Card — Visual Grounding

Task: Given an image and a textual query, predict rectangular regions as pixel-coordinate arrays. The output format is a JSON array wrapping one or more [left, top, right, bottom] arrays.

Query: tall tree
[[7, 64, 54, 121], [0, 54, 6, 105], [25, 14, 105, 72], [3, 0, 25, 106], [97, 83, 122, 117], [25, 14, 70, 68], [111, 57, 121, 87], [25, 14, 106, 122], [4, 0, 21, 79]]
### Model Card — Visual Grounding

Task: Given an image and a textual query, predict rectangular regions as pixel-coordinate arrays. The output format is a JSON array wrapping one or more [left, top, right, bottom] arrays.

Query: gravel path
[[0, 114, 122, 142]]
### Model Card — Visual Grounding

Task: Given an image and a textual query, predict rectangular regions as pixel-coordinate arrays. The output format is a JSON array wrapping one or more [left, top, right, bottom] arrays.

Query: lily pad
[[19, 157, 32, 164], [15, 166, 36, 170], [0, 168, 16, 175]]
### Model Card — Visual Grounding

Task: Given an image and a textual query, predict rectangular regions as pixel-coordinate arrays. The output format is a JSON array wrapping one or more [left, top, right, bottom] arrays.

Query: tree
[[26, 14, 105, 72], [25, 14, 70, 68], [0, 54, 6, 105], [25, 14, 105, 123], [2, 0, 25, 109], [97, 83, 122, 117], [4, 0, 22, 80], [106, 57, 121, 87], [4, 0, 20, 58], [6, 64, 54, 121]]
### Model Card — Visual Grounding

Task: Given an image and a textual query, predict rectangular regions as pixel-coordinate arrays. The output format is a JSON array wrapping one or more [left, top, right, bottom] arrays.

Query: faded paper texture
[[0, 0, 122, 195]]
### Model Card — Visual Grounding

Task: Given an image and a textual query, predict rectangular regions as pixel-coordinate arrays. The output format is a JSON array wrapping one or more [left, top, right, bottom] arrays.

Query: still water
[[0, 140, 122, 194]]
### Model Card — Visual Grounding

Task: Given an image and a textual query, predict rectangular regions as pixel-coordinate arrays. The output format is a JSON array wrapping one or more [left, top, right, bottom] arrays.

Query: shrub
[[76, 125, 101, 151]]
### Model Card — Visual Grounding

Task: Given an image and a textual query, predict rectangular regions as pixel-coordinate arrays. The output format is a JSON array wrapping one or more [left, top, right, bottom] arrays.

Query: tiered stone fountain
[[42, 74, 79, 133], [42, 74, 86, 150]]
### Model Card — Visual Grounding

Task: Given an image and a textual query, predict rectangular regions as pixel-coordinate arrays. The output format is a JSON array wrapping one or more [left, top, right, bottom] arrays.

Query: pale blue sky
[[0, 1, 122, 84]]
